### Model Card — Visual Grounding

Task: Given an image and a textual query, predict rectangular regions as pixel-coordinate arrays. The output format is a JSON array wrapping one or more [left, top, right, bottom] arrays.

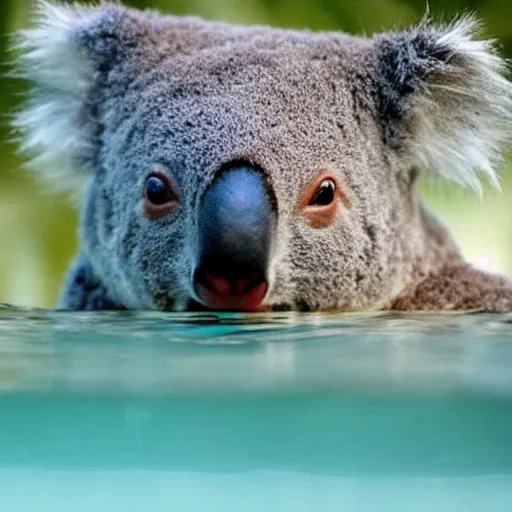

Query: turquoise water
[[0, 308, 511, 511]]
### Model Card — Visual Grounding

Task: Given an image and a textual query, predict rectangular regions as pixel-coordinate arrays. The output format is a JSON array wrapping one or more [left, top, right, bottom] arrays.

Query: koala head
[[13, 1, 512, 312]]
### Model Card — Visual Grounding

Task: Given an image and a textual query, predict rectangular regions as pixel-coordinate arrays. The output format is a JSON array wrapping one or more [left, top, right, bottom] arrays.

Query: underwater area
[[0, 308, 511, 511]]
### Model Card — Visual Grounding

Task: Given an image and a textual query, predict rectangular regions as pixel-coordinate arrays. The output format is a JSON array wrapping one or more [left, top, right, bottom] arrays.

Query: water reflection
[[0, 308, 511, 396]]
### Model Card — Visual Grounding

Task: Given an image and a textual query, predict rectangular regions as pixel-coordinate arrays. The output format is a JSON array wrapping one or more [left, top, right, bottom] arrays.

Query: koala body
[[14, 1, 512, 312]]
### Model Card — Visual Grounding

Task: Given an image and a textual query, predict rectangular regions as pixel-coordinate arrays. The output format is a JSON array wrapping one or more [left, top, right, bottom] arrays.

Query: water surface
[[0, 308, 511, 511]]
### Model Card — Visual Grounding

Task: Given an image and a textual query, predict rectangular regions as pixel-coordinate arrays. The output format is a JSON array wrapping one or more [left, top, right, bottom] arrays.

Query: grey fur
[[12, 1, 512, 312]]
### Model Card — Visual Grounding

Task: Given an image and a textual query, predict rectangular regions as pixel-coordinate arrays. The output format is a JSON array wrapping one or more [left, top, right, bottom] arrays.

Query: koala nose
[[194, 166, 276, 311]]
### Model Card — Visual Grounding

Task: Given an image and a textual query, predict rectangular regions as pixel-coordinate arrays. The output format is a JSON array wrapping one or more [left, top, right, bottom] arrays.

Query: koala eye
[[146, 176, 169, 204], [143, 170, 178, 219], [298, 171, 348, 229], [309, 179, 336, 206]]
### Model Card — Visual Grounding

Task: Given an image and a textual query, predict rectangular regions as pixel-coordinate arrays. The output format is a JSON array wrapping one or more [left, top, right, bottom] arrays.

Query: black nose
[[194, 167, 276, 311]]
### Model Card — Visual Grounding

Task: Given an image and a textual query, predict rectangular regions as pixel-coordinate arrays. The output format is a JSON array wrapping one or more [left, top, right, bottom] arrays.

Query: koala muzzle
[[194, 167, 276, 311]]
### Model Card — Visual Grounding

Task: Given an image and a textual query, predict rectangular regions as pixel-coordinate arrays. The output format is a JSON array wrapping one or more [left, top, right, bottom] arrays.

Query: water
[[0, 307, 511, 511]]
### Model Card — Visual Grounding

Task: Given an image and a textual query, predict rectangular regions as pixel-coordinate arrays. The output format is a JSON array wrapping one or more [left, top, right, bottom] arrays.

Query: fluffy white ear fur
[[13, 1, 100, 198], [406, 17, 512, 193]]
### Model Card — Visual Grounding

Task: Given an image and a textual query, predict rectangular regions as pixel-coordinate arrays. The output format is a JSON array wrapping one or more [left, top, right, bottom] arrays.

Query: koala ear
[[375, 16, 512, 193], [12, 0, 143, 198]]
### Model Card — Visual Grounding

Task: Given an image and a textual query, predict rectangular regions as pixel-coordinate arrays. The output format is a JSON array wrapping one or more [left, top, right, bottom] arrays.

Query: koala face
[[83, 38, 414, 312], [14, 2, 512, 312]]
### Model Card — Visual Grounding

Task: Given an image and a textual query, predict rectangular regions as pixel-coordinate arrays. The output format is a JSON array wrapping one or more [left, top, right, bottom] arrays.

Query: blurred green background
[[0, 0, 511, 308]]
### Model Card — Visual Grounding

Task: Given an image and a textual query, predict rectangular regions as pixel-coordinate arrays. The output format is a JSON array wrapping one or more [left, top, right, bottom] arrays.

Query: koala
[[12, 0, 512, 313]]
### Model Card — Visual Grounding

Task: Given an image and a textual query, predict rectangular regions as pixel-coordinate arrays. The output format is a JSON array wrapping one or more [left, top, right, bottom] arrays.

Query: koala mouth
[[194, 270, 271, 312]]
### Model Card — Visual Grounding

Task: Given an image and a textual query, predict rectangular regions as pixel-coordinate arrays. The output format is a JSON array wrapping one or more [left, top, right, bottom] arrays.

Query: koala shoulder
[[388, 210, 512, 312], [59, 253, 124, 311], [389, 265, 512, 313]]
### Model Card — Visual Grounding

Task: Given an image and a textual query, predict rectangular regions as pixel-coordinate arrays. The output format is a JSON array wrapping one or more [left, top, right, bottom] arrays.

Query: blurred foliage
[[0, 0, 511, 307]]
